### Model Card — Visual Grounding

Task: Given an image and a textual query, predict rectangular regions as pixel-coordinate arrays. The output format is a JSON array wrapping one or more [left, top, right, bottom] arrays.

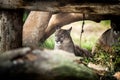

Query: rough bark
[[0, 10, 23, 53], [23, 11, 52, 47], [0, 47, 99, 80], [0, 0, 120, 15]]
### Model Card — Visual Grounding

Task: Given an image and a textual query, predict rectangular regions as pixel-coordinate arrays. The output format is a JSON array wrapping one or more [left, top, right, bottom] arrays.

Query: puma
[[54, 27, 92, 57]]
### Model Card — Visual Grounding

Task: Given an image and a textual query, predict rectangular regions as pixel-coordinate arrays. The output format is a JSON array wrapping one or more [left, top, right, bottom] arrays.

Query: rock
[[0, 48, 99, 80]]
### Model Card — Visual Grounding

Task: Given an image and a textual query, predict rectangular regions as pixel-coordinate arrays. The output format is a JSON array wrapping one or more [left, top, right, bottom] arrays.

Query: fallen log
[[0, 0, 120, 15]]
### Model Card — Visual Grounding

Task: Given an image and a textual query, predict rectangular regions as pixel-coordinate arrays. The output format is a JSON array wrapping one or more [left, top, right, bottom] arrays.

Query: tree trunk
[[23, 11, 52, 47], [0, 10, 23, 53]]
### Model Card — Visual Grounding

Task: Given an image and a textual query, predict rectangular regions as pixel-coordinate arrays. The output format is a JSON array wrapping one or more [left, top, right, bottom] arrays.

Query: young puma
[[54, 27, 92, 57]]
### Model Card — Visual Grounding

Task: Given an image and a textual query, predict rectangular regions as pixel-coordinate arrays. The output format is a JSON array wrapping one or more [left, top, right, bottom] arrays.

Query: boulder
[[0, 47, 98, 80]]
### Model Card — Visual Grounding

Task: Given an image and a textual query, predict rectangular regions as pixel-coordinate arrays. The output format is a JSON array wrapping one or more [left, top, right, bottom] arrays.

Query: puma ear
[[68, 27, 72, 32]]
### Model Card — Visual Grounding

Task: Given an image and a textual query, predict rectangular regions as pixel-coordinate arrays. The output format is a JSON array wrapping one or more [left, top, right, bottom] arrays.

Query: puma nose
[[56, 40, 62, 43]]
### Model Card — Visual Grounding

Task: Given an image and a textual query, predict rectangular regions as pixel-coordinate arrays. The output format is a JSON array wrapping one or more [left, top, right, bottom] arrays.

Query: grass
[[73, 36, 97, 51], [40, 34, 96, 52], [39, 33, 97, 51], [40, 35, 55, 49]]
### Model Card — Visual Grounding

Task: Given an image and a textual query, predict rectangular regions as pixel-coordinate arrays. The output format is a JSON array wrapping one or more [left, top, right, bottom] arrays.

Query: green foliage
[[112, 39, 120, 53], [94, 51, 113, 70], [100, 20, 110, 28], [90, 38, 120, 72], [23, 11, 29, 22], [112, 38, 120, 71], [81, 37, 97, 51], [40, 35, 55, 49]]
